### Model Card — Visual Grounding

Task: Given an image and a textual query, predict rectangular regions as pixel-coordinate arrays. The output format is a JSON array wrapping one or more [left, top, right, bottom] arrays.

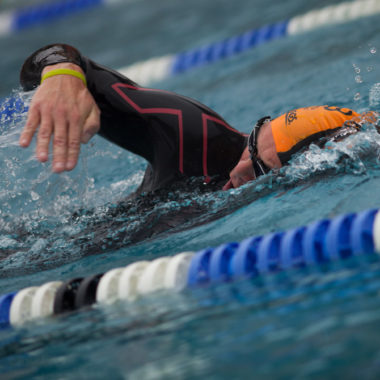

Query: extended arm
[[20, 44, 249, 192]]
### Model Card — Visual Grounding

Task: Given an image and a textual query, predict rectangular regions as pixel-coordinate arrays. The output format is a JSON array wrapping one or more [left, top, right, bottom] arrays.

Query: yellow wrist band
[[40, 68, 87, 86]]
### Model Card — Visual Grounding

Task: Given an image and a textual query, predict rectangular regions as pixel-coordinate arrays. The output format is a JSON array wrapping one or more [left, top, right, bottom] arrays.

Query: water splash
[[369, 83, 380, 108], [282, 124, 380, 183]]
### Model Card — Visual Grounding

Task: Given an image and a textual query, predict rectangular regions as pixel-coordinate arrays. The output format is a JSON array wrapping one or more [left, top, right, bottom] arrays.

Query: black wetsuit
[[20, 44, 247, 195]]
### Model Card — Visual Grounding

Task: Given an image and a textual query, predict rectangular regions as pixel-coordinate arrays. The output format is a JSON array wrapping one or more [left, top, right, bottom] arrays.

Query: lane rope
[[1, 208, 379, 328]]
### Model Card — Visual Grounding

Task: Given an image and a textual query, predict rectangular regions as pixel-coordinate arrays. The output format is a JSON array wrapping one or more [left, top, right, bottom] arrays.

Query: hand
[[222, 158, 255, 190], [19, 63, 100, 173]]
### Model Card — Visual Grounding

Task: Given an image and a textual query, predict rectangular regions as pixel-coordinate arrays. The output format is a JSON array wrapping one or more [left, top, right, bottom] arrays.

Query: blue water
[[1, 0, 380, 378]]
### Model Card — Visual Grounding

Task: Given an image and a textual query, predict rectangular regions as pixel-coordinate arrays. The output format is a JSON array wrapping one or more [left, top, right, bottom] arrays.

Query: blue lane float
[[303, 219, 331, 264], [1, 208, 379, 327], [13, 0, 104, 31], [170, 21, 288, 75], [187, 208, 380, 288], [0, 292, 16, 329], [350, 208, 378, 255], [0, 0, 107, 34], [280, 226, 305, 269], [231, 236, 262, 277]]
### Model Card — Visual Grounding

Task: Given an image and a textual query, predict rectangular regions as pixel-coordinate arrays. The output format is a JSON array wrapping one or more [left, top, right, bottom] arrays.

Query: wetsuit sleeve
[[20, 44, 154, 163], [20, 44, 85, 91]]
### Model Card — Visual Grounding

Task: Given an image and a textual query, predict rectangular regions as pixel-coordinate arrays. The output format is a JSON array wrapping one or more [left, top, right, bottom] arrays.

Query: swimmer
[[19, 44, 379, 196]]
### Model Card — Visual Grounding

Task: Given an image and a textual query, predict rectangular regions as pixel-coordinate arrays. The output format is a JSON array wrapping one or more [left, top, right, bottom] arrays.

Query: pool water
[[1, 0, 380, 378]]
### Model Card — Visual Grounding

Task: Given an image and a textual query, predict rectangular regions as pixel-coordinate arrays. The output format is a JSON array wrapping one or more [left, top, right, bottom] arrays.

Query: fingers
[[20, 69, 100, 172], [223, 173, 253, 191], [36, 113, 53, 162], [19, 105, 40, 147], [222, 179, 234, 191], [81, 104, 100, 144], [223, 158, 257, 190], [52, 116, 68, 173], [53, 101, 100, 171], [231, 176, 245, 189], [222, 175, 247, 191], [65, 109, 82, 171], [66, 102, 100, 170]]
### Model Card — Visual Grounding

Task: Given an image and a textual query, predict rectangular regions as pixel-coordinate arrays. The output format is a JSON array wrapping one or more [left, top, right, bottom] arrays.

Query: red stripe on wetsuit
[[112, 82, 239, 182]]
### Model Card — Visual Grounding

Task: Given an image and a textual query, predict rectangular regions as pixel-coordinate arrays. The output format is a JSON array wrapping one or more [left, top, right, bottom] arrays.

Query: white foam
[[369, 83, 380, 108]]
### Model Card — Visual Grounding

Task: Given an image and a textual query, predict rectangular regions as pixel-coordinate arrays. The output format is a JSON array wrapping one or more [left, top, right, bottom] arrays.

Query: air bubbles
[[352, 64, 363, 86], [31, 191, 40, 201], [370, 46, 377, 54], [354, 92, 361, 101], [355, 75, 363, 83], [367, 66, 373, 72], [353, 64, 361, 74]]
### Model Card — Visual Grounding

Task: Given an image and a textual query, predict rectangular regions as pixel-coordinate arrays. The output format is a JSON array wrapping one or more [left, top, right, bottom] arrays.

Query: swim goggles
[[248, 116, 271, 178]]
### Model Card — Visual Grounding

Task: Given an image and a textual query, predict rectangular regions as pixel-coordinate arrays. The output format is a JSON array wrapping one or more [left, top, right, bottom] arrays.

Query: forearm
[[20, 44, 152, 163]]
